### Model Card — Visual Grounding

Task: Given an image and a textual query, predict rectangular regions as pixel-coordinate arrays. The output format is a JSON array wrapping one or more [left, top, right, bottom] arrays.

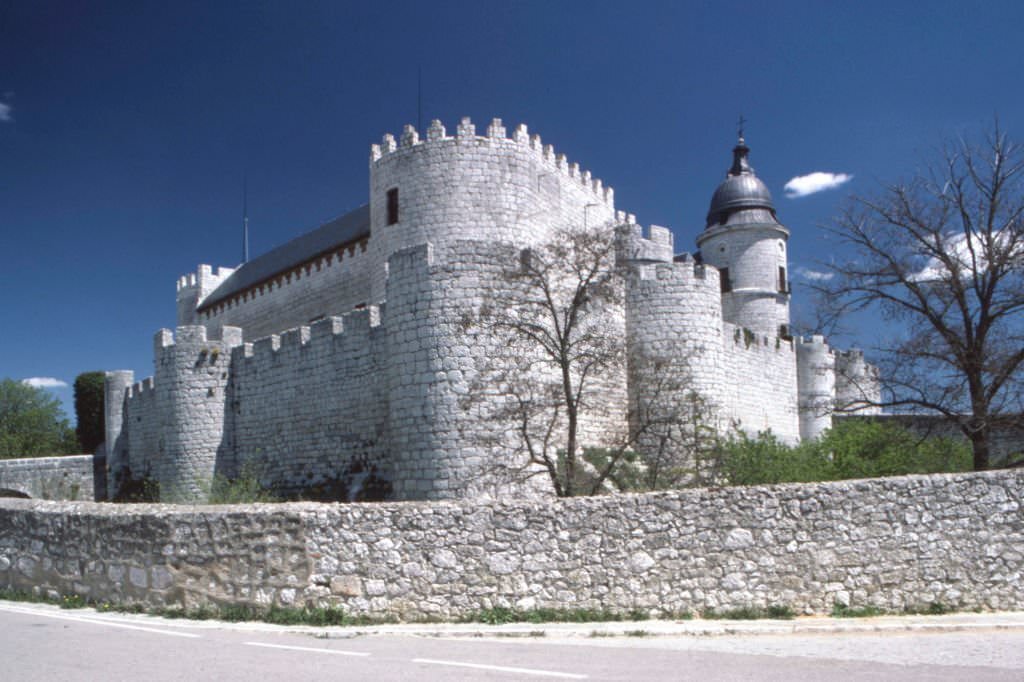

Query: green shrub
[[207, 460, 278, 504], [719, 421, 971, 486], [832, 602, 885, 618], [702, 605, 795, 620], [73, 372, 106, 454]]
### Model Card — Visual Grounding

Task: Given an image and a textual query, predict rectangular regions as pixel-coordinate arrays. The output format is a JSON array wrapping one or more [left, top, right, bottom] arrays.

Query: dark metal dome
[[706, 138, 776, 228]]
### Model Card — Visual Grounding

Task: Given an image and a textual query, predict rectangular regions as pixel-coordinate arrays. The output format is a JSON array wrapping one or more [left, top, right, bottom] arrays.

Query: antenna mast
[[242, 174, 250, 264], [417, 67, 422, 132]]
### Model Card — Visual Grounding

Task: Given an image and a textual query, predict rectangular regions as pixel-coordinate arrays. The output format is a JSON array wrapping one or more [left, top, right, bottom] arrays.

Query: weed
[[703, 605, 794, 620], [462, 606, 631, 625], [766, 604, 795, 619], [659, 610, 693, 620], [832, 602, 885, 618], [904, 602, 952, 616]]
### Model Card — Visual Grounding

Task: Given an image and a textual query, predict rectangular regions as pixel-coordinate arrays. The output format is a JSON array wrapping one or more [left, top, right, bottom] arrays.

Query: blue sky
[[2, 0, 1023, 424]]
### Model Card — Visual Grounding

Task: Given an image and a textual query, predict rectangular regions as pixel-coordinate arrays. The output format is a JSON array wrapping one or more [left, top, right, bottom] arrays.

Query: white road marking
[[244, 641, 371, 657], [413, 657, 588, 679], [0, 603, 201, 638]]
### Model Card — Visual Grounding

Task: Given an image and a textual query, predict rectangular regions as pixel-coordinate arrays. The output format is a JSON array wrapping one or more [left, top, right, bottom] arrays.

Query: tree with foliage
[[74, 371, 106, 454], [0, 378, 79, 458], [720, 420, 971, 486], [816, 124, 1024, 470]]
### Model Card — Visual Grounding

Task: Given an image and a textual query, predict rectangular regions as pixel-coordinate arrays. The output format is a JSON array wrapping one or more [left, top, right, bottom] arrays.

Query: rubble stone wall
[[2, 469, 1021, 619], [0, 455, 94, 501]]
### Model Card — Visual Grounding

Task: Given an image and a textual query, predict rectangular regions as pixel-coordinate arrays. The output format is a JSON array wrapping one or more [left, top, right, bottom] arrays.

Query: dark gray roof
[[706, 138, 778, 228], [199, 204, 370, 311]]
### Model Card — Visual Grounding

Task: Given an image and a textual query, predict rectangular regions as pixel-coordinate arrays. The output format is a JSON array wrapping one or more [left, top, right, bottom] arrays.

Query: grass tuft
[[831, 602, 886, 618], [702, 605, 795, 620]]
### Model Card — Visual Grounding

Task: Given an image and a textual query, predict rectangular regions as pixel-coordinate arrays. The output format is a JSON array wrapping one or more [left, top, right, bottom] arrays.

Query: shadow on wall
[[0, 489, 30, 499]]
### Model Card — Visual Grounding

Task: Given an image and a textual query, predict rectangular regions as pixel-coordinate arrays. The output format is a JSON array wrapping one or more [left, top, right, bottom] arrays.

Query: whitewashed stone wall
[[0, 456, 94, 501], [624, 258, 728, 452], [367, 118, 616, 303], [698, 222, 790, 336], [107, 116, 874, 502], [191, 247, 376, 342], [835, 349, 883, 413], [2, 470, 1021, 618], [231, 310, 389, 498], [796, 336, 836, 441], [122, 378, 159, 480], [722, 322, 800, 443]]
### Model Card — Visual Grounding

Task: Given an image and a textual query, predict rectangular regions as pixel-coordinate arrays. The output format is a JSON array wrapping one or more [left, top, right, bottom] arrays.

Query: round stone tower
[[696, 136, 791, 338]]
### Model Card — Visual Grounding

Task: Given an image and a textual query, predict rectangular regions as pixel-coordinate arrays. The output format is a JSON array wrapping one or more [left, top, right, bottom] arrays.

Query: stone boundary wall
[[1, 470, 1020, 619], [0, 455, 95, 501]]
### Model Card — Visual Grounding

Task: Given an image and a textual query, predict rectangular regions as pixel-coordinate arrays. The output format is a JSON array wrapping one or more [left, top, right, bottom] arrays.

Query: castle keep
[[103, 117, 878, 502]]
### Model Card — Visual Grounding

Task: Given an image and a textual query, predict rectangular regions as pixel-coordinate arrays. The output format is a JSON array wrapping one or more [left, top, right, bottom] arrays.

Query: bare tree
[[462, 225, 626, 496], [625, 359, 724, 489], [816, 124, 1024, 470], [460, 226, 716, 496]]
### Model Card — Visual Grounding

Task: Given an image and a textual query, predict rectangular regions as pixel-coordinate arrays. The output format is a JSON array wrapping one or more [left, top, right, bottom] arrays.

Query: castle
[[102, 117, 879, 502]]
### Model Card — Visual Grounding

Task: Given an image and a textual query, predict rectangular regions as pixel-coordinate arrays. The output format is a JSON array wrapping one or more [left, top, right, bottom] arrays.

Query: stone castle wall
[[230, 309, 390, 498], [367, 118, 616, 303], [624, 258, 727, 455], [722, 323, 799, 442], [698, 223, 790, 336], [105, 116, 874, 502], [2, 469, 1021, 618], [116, 237, 805, 501], [796, 336, 836, 441], [187, 242, 376, 342]]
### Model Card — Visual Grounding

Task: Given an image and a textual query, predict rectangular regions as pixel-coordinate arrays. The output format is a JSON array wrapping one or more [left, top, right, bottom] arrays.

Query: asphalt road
[[2, 601, 1022, 681]]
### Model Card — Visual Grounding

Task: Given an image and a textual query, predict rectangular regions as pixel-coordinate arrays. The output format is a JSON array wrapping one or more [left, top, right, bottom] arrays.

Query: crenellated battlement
[[154, 324, 244, 350], [235, 307, 383, 366], [628, 259, 716, 286], [615, 220, 674, 264], [370, 117, 615, 207], [724, 321, 795, 355], [176, 264, 234, 293], [127, 377, 155, 400], [797, 334, 834, 353]]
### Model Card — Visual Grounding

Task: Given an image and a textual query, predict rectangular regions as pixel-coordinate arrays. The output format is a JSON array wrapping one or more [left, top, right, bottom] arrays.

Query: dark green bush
[[73, 372, 106, 454], [719, 420, 971, 486]]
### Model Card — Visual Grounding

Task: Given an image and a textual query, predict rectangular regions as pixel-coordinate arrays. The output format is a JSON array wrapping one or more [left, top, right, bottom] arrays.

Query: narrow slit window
[[778, 266, 787, 293], [386, 188, 399, 225], [720, 267, 731, 293]]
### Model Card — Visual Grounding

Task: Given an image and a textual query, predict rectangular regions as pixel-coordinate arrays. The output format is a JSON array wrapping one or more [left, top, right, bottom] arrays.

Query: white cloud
[[784, 172, 853, 198], [794, 267, 834, 282], [22, 377, 68, 389], [910, 229, 1024, 282], [0, 102, 11, 122]]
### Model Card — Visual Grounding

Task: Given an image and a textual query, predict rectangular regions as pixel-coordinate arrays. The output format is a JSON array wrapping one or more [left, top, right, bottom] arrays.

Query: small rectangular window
[[778, 266, 787, 293], [779, 324, 791, 340], [386, 188, 399, 225], [720, 267, 731, 293]]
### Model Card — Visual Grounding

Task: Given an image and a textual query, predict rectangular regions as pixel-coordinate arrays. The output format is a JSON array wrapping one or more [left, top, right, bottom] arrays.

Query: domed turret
[[696, 134, 791, 337], [705, 138, 779, 229]]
